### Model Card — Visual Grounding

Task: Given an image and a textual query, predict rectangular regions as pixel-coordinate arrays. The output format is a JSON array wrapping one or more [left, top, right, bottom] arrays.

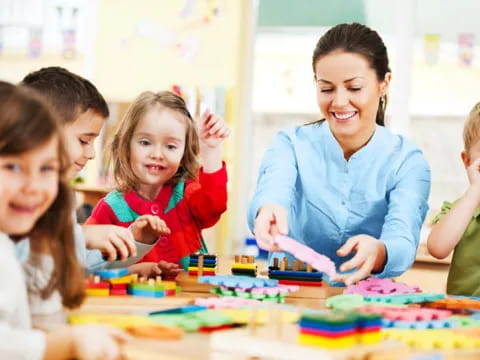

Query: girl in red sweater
[[87, 91, 230, 277]]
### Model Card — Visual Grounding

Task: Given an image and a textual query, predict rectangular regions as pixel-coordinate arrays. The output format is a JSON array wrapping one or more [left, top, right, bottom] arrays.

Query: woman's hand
[[253, 204, 288, 252], [334, 234, 386, 286]]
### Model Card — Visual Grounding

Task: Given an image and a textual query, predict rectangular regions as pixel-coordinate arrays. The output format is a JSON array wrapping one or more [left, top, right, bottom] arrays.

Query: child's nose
[[150, 146, 164, 159]]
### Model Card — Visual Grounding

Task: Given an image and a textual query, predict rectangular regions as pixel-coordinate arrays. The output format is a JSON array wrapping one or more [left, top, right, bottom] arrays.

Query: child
[[86, 91, 230, 276], [0, 81, 129, 359], [428, 102, 480, 296], [20, 67, 163, 269]]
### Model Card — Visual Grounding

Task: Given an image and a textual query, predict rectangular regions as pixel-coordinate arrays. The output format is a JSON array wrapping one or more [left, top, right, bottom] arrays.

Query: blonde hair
[[463, 102, 480, 153], [109, 91, 200, 191]]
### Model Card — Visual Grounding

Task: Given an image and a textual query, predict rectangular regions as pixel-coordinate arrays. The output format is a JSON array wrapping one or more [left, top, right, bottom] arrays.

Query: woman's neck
[[135, 183, 163, 201], [335, 125, 376, 161]]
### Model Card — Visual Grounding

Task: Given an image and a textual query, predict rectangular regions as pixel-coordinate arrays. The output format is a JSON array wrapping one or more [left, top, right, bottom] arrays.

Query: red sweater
[[86, 164, 227, 265]]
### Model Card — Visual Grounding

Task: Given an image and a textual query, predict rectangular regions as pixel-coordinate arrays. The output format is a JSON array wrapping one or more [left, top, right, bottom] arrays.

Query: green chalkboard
[[257, 0, 366, 27]]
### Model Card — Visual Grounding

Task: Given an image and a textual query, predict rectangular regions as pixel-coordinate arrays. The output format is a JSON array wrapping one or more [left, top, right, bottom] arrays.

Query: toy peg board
[[210, 324, 403, 360], [175, 272, 215, 293]]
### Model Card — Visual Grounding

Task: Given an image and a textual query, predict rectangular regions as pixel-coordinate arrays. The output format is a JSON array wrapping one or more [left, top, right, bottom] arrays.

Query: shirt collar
[[124, 185, 173, 216], [322, 123, 385, 164]]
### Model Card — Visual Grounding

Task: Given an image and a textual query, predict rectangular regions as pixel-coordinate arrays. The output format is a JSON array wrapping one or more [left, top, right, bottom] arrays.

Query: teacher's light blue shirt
[[248, 122, 431, 278]]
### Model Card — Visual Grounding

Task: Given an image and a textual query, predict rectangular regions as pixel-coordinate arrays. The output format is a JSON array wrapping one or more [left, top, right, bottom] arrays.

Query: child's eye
[[167, 144, 177, 150], [139, 140, 151, 146], [41, 165, 57, 172], [79, 139, 90, 145], [3, 163, 20, 172]]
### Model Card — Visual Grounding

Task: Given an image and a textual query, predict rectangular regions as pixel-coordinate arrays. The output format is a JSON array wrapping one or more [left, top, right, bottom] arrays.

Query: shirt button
[[151, 204, 159, 215], [158, 236, 169, 247], [341, 201, 346, 206]]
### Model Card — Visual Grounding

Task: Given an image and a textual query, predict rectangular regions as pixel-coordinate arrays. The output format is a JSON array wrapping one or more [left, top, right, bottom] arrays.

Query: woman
[[248, 23, 430, 285]]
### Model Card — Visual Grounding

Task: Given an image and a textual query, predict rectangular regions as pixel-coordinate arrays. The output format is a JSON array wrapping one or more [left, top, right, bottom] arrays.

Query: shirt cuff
[[199, 161, 227, 187], [375, 238, 415, 278]]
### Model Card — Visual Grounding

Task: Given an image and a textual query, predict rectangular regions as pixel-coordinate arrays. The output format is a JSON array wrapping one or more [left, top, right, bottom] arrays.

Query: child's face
[[0, 136, 60, 235], [63, 109, 105, 177], [130, 107, 186, 188]]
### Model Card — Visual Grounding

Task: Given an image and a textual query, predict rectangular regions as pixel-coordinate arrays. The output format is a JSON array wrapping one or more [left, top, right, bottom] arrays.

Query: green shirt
[[433, 201, 480, 296]]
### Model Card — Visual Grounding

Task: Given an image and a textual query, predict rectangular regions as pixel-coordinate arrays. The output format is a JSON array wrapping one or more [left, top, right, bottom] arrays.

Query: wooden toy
[[85, 275, 110, 296], [93, 267, 129, 279], [188, 253, 217, 276], [231, 255, 257, 276], [269, 257, 324, 286]]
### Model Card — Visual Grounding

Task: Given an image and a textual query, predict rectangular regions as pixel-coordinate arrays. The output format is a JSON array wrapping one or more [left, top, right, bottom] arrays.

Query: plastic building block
[[149, 310, 233, 332], [382, 319, 457, 329], [149, 305, 208, 315], [344, 277, 420, 296], [93, 268, 129, 279], [424, 297, 480, 311], [384, 329, 480, 350], [356, 305, 452, 321], [198, 275, 278, 288], [194, 297, 263, 309], [126, 324, 184, 339], [326, 294, 366, 311], [273, 235, 337, 278], [278, 279, 323, 287], [364, 292, 445, 305]]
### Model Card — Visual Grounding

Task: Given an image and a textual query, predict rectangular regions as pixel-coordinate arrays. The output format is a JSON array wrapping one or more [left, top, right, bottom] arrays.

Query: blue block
[[94, 268, 129, 279], [189, 258, 217, 266], [149, 305, 207, 315], [129, 289, 165, 298]]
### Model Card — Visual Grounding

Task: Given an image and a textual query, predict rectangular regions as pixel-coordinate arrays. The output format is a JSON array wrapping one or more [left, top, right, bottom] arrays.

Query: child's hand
[[83, 224, 137, 261], [334, 234, 386, 286], [128, 262, 163, 278], [198, 109, 231, 149], [130, 215, 170, 244], [157, 260, 183, 277], [128, 260, 183, 278], [71, 324, 131, 360], [466, 158, 480, 187]]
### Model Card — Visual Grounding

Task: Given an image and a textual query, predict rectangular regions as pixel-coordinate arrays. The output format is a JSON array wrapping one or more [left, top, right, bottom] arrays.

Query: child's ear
[[461, 151, 470, 168]]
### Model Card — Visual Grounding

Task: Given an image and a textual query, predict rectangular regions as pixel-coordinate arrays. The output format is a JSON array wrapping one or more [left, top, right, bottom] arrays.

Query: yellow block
[[69, 313, 156, 329], [109, 274, 137, 285], [86, 288, 110, 296], [219, 309, 299, 325], [187, 266, 216, 271], [298, 334, 356, 349], [231, 263, 257, 270], [160, 281, 177, 290], [359, 331, 383, 344]]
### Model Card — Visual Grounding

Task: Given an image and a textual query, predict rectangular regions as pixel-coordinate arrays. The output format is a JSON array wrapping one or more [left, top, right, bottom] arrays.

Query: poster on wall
[[458, 33, 474, 67], [424, 33, 440, 65]]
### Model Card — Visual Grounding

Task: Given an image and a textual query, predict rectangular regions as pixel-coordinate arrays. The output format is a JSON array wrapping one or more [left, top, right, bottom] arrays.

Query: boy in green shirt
[[428, 102, 480, 296]]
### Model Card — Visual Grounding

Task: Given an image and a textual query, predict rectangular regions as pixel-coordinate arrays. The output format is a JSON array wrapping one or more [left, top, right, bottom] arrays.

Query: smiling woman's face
[[314, 50, 390, 144]]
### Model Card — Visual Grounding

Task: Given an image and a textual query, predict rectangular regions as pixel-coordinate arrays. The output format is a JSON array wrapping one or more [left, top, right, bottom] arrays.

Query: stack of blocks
[[231, 255, 257, 277], [298, 312, 383, 349], [85, 268, 179, 298], [268, 257, 323, 286], [188, 254, 217, 276]]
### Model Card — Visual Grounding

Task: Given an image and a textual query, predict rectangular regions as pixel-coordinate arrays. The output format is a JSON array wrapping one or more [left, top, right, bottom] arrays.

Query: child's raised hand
[[130, 215, 170, 244], [466, 157, 480, 186], [198, 109, 231, 149], [83, 224, 137, 261], [70, 324, 131, 360]]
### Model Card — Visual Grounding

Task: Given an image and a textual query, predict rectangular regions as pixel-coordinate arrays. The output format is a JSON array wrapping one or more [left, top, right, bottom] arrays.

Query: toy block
[[109, 274, 137, 285], [85, 275, 110, 289], [126, 324, 184, 339], [149, 310, 233, 332], [278, 279, 323, 287], [188, 253, 217, 277], [273, 235, 337, 277], [86, 288, 110, 296], [344, 277, 420, 296], [149, 305, 208, 315], [231, 255, 258, 277], [365, 292, 445, 305], [199, 275, 278, 288], [93, 268, 129, 279]]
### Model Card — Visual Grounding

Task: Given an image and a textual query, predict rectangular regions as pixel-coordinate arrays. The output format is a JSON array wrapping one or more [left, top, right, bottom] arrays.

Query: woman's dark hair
[[0, 81, 85, 308], [312, 23, 391, 126]]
